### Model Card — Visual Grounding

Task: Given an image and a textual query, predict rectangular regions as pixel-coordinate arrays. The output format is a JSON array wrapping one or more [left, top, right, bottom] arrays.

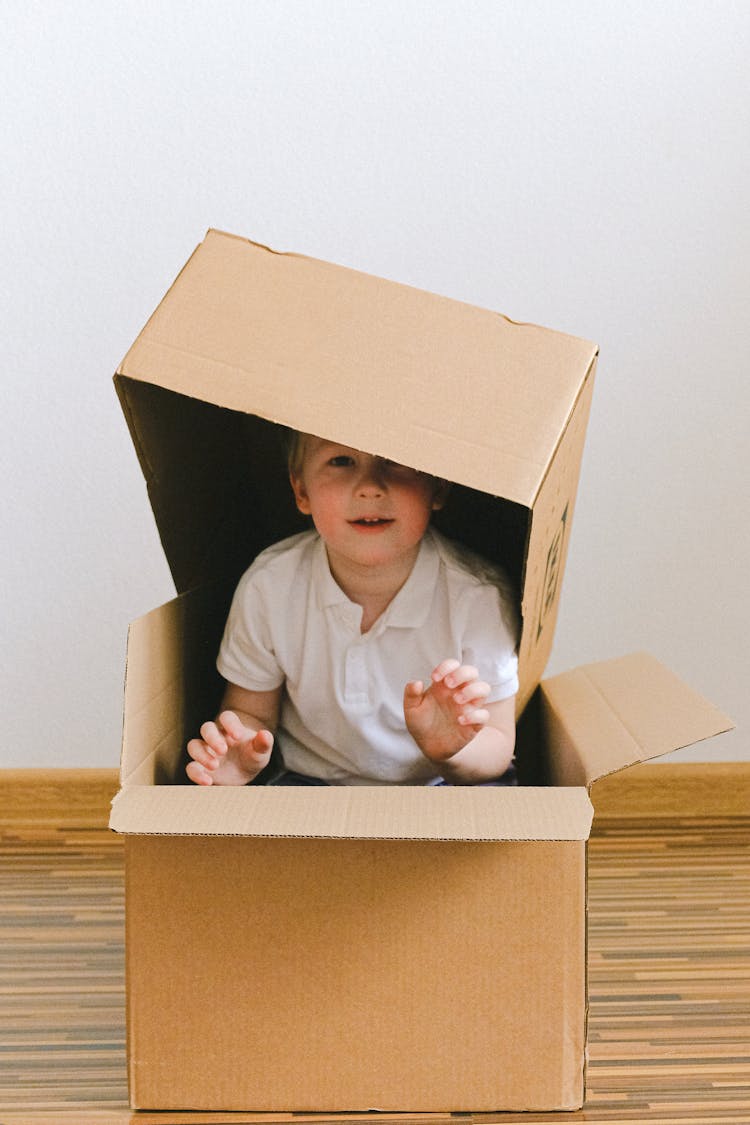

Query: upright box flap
[[110, 784, 594, 842], [117, 230, 597, 509], [120, 583, 229, 786], [540, 652, 735, 787]]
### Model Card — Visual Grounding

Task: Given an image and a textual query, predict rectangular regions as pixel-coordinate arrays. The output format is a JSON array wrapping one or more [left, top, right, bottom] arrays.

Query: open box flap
[[116, 229, 597, 512], [109, 784, 594, 842], [119, 582, 229, 786], [540, 652, 735, 788]]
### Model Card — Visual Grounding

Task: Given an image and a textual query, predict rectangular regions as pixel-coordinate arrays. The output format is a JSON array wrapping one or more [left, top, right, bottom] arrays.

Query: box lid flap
[[120, 582, 228, 786], [540, 652, 735, 788], [117, 229, 597, 510], [109, 784, 593, 841]]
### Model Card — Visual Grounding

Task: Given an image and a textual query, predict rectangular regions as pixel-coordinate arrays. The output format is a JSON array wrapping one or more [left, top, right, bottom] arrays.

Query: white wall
[[2, 0, 747, 768]]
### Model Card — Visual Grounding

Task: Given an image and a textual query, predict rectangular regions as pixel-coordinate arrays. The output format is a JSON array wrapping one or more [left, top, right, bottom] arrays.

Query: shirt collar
[[313, 535, 352, 609], [380, 528, 439, 629], [313, 528, 439, 629]]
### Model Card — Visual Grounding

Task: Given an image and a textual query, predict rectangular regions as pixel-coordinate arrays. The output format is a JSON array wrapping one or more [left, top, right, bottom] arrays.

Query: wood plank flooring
[[0, 801, 748, 1122]]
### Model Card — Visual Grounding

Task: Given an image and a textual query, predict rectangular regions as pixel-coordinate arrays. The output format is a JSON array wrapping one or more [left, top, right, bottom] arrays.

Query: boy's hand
[[186, 710, 274, 786], [403, 659, 491, 764]]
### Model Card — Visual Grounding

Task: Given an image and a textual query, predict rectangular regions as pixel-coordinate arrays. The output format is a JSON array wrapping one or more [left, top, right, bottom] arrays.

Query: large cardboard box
[[110, 230, 732, 1112]]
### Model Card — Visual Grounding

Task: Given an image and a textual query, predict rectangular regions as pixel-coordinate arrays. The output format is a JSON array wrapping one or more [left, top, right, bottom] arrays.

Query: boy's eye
[[381, 459, 419, 479], [328, 455, 355, 467]]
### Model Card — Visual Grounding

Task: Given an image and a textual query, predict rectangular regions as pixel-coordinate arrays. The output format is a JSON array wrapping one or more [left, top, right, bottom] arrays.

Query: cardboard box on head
[[110, 230, 732, 1112]]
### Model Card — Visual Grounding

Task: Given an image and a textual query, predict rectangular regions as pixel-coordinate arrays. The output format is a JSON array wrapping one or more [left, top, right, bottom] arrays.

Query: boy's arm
[[434, 696, 516, 784], [186, 683, 282, 786], [404, 660, 516, 784]]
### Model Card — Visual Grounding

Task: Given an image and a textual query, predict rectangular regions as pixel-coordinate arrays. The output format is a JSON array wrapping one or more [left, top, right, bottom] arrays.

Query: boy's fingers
[[187, 738, 222, 769], [199, 721, 228, 755], [186, 760, 214, 786], [453, 680, 491, 705], [216, 710, 246, 742], [252, 729, 274, 756], [431, 659, 461, 684], [458, 707, 490, 727], [443, 664, 479, 690], [403, 681, 425, 710]]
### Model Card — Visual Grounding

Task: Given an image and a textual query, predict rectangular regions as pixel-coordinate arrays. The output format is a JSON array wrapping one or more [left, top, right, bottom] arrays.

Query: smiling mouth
[[350, 517, 394, 527]]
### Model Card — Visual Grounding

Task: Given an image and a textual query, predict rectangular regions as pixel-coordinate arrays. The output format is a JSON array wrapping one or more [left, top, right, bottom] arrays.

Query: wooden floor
[[0, 772, 748, 1124]]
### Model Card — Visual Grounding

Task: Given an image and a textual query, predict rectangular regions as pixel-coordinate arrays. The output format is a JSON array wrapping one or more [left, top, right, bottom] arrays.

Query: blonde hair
[[283, 429, 448, 506], [283, 429, 309, 477]]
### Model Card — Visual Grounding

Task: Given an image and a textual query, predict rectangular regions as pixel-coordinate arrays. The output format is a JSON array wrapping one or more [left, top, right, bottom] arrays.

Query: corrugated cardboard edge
[[110, 784, 594, 842], [540, 652, 735, 789]]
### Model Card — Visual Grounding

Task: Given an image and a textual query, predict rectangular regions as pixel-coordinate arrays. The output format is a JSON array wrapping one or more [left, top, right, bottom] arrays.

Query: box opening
[[118, 378, 534, 788], [118, 378, 531, 616]]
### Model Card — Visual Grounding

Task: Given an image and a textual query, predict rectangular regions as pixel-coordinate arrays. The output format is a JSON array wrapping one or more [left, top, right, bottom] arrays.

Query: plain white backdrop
[[1, 1, 747, 768]]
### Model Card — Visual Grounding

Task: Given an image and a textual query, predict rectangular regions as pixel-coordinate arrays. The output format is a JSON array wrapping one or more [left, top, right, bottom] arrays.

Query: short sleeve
[[216, 567, 286, 691], [460, 581, 519, 703]]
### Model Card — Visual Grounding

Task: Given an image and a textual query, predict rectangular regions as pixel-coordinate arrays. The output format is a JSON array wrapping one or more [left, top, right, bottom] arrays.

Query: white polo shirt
[[217, 528, 519, 785]]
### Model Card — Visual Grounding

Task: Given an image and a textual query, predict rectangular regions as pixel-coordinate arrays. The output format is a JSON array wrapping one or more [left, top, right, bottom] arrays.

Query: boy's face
[[290, 438, 446, 571]]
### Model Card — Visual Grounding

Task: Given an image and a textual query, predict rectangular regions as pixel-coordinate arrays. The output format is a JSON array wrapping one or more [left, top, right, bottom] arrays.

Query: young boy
[[186, 434, 519, 787]]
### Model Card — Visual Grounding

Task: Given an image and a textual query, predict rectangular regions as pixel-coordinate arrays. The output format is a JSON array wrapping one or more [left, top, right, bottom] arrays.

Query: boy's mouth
[[350, 517, 394, 528]]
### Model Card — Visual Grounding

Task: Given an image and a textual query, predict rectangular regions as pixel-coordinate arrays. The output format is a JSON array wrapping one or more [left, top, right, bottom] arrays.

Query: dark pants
[[272, 763, 518, 787]]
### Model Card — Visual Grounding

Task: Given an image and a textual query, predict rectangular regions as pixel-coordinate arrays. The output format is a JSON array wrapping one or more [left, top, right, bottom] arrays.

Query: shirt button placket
[[344, 639, 370, 707]]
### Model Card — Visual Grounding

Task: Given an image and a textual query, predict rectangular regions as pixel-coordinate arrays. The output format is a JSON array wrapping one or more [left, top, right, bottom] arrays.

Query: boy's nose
[[355, 457, 387, 495]]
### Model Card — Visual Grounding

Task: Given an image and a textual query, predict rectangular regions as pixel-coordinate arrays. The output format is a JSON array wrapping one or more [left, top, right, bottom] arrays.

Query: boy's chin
[[346, 541, 421, 570]]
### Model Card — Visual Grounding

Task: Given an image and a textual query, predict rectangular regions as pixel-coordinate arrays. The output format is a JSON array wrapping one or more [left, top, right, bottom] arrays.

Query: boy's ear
[[431, 479, 450, 512], [290, 471, 312, 515]]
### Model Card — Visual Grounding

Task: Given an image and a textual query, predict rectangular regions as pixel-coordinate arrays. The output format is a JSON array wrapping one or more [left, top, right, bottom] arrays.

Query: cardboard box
[[110, 230, 732, 1112]]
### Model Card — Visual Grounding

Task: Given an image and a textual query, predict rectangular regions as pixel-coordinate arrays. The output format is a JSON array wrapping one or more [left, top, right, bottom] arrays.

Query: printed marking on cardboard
[[537, 503, 568, 641]]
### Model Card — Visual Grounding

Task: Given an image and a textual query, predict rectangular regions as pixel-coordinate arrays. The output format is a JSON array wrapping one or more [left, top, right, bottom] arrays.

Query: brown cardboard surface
[[516, 358, 597, 710], [125, 834, 587, 1112], [120, 583, 228, 785], [118, 230, 597, 507], [111, 783, 594, 841], [540, 652, 735, 787]]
